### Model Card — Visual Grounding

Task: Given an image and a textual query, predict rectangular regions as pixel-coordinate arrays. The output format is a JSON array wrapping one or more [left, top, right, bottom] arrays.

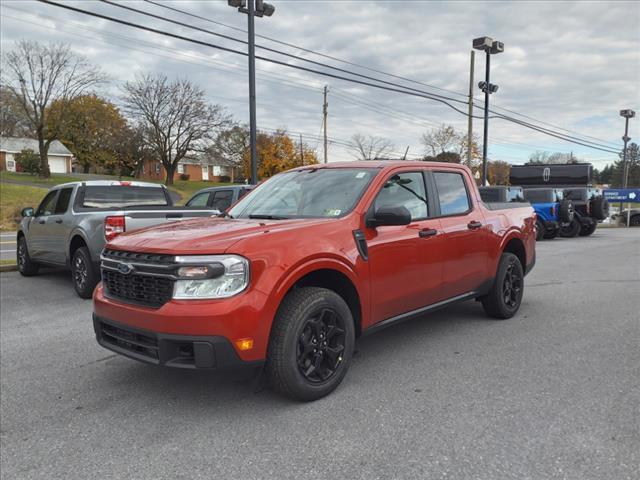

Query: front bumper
[[542, 219, 560, 231], [93, 315, 262, 370]]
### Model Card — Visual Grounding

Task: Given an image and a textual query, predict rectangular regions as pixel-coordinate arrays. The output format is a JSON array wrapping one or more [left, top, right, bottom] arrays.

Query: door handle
[[418, 228, 438, 238], [467, 221, 482, 230], [55, 219, 63, 224]]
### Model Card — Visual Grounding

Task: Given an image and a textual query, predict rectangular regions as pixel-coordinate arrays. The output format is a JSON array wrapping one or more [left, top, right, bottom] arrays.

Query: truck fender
[[66, 228, 91, 265]]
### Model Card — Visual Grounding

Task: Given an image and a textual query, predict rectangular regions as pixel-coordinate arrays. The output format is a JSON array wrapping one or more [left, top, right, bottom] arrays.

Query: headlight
[[172, 255, 249, 299]]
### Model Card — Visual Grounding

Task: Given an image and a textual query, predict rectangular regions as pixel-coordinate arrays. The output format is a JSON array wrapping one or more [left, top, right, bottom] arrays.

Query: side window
[[373, 172, 428, 221], [36, 190, 59, 217], [187, 192, 211, 207], [211, 190, 234, 211], [434, 172, 471, 216], [54, 188, 73, 214]]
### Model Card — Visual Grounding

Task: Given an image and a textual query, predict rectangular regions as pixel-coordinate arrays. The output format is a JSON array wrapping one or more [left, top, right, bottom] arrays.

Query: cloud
[[1, 0, 638, 166]]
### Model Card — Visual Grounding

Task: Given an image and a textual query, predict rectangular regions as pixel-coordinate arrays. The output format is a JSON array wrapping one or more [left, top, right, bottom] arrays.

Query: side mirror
[[367, 205, 412, 228], [21, 207, 34, 218]]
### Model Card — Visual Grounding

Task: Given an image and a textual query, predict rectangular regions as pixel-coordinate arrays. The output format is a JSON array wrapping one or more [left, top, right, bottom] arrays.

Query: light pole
[[228, 0, 275, 185], [620, 109, 635, 227], [473, 36, 503, 185]]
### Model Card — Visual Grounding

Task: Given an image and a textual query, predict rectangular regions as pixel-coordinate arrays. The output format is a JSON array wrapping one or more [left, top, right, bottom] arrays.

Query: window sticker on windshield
[[324, 209, 342, 216], [355, 172, 366, 179]]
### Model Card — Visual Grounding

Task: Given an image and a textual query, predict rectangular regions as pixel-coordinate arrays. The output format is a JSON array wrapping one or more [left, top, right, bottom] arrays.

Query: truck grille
[[102, 248, 175, 265], [102, 269, 174, 308], [99, 321, 159, 361]]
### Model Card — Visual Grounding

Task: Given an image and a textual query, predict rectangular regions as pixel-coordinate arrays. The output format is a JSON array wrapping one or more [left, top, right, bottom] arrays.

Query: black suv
[[560, 188, 609, 237]]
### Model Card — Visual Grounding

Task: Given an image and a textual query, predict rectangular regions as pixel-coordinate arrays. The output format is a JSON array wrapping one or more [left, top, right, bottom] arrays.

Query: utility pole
[[247, 0, 258, 185], [299, 133, 304, 165], [467, 50, 475, 169], [323, 85, 328, 163], [402, 146, 409, 160], [228, 0, 275, 185], [619, 109, 636, 227]]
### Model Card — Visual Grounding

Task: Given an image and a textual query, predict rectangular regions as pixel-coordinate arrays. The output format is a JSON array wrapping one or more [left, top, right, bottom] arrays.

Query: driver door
[[365, 170, 445, 324], [29, 189, 60, 262]]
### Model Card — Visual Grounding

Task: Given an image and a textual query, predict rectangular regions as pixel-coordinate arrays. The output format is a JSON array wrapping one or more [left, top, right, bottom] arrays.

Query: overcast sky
[[1, 0, 639, 167]]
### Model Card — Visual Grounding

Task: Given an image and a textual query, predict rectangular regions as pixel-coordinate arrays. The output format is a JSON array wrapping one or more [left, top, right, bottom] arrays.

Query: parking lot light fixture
[[473, 36, 504, 185], [228, 0, 276, 185]]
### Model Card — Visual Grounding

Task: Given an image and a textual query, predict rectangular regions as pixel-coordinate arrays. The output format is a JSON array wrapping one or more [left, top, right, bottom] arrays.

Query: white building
[[0, 137, 73, 173]]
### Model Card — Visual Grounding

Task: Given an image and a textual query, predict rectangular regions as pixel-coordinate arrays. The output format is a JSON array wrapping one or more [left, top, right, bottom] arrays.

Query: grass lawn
[[0, 171, 85, 186], [0, 183, 47, 231], [0, 171, 233, 204]]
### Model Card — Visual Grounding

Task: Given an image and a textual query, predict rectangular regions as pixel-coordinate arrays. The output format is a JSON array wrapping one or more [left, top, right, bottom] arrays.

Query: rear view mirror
[[367, 206, 412, 228], [21, 207, 34, 218]]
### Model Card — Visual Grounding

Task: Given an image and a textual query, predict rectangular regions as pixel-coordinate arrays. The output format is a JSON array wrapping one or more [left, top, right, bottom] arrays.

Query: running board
[[363, 291, 480, 336]]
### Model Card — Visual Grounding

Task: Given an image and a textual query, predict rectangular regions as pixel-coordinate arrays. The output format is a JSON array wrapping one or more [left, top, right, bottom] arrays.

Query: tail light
[[105, 216, 126, 241]]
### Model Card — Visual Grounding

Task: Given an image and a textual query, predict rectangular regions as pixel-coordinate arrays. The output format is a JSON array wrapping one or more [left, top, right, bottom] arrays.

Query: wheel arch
[[501, 236, 526, 271], [272, 259, 365, 338], [68, 232, 89, 265]]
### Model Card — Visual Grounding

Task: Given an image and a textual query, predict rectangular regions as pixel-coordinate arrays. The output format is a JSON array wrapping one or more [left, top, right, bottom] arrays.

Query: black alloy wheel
[[297, 308, 346, 383], [502, 261, 523, 310], [17, 236, 39, 276], [73, 254, 88, 292]]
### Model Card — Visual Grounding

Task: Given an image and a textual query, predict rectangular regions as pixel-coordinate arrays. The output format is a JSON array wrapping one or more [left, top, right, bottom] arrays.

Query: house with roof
[[0, 137, 74, 173]]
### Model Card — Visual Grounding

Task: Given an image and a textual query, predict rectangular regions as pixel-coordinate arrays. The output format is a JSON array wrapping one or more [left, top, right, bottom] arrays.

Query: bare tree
[[122, 74, 229, 185], [0, 85, 32, 138], [206, 124, 249, 181], [527, 151, 580, 165], [1, 41, 105, 177], [421, 124, 480, 164], [349, 133, 394, 161]]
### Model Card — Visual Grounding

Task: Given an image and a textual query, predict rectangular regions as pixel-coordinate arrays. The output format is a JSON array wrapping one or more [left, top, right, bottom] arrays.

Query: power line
[[144, 0, 622, 150], [31, 1, 623, 155]]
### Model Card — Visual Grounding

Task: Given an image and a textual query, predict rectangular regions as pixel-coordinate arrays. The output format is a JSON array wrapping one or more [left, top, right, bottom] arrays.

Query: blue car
[[523, 188, 574, 240]]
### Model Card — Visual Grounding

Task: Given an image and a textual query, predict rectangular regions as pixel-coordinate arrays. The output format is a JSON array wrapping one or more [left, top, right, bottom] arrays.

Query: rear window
[[507, 188, 525, 202], [81, 186, 169, 208], [479, 188, 500, 202]]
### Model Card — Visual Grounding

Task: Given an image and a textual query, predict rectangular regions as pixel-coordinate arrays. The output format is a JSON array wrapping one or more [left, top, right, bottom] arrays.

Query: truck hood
[[107, 216, 331, 254]]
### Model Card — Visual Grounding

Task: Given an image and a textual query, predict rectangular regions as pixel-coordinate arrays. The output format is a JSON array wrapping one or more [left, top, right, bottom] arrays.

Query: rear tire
[[559, 200, 575, 223], [17, 236, 39, 276], [579, 220, 597, 236], [71, 247, 99, 299], [629, 215, 640, 227], [482, 252, 524, 319], [266, 287, 355, 401], [560, 219, 581, 237], [590, 196, 609, 220]]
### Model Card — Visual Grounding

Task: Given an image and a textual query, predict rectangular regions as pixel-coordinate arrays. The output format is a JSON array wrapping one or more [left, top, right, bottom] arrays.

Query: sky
[[1, 0, 639, 168]]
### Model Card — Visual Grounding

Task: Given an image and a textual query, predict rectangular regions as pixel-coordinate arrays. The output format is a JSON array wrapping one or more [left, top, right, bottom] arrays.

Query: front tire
[[535, 219, 545, 241], [543, 227, 559, 239], [560, 219, 581, 237], [266, 287, 355, 401], [71, 247, 99, 299], [17, 236, 39, 276], [482, 252, 524, 319]]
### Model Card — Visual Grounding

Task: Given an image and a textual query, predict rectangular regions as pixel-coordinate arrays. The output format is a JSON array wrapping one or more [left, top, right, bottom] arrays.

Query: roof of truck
[[291, 160, 470, 170], [52, 180, 165, 188]]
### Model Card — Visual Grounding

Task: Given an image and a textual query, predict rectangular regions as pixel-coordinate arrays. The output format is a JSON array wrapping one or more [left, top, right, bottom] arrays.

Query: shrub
[[15, 149, 41, 175], [219, 175, 231, 183], [180, 173, 190, 181]]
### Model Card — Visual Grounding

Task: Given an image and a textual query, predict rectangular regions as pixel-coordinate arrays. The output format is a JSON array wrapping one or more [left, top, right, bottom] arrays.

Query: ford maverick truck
[[93, 162, 536, 401]]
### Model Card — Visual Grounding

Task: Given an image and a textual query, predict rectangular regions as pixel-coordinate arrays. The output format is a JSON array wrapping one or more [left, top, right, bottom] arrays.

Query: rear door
[[49, 186, 74, 264], [366, 170, 445, 323], [210, 189, 234, 212], [186, 192, 212, 208], [430, 170, 490, 298]]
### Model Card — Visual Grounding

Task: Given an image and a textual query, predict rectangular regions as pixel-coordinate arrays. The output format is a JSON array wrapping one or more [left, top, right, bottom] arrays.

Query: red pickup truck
[[93, 161, 536, 400]]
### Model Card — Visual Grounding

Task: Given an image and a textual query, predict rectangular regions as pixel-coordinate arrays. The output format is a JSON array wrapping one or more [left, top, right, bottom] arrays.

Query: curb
[[0, 264, 18, 273]]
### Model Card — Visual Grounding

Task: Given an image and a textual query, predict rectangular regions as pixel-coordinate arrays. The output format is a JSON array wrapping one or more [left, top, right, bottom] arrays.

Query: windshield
[[228, 168, 378, 219]]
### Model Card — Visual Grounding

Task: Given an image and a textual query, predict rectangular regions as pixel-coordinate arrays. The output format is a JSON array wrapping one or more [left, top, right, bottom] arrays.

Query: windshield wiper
[[248, 214, 289, 220]]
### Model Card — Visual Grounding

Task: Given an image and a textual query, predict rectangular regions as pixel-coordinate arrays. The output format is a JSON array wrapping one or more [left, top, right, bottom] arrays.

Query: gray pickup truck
[[17, 180, 218, 298]]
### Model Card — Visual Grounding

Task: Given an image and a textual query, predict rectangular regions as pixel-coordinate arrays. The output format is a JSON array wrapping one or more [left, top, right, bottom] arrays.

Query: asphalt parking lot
[[1, 228, 638, 480]]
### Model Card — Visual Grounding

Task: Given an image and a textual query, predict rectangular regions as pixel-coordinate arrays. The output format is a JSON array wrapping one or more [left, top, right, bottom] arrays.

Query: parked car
[[611, 208, 640, 226], [93, 161, 536, 401], [17, 181, 219, 298], [478, 186, 526, 204], [561, 188, 609, 237], [522, 188, 574, 241], [185, 185, 255, 213]]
